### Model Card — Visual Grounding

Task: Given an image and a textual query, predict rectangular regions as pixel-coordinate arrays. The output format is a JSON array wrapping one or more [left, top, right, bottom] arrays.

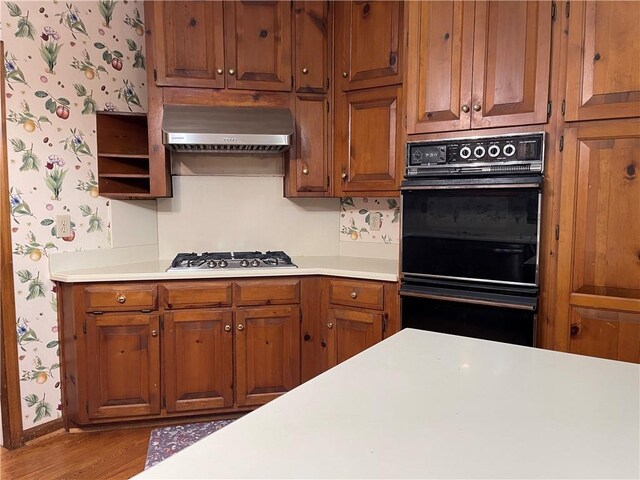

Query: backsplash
[[2, 0, 147, 428], [339, 197, 400, 244]]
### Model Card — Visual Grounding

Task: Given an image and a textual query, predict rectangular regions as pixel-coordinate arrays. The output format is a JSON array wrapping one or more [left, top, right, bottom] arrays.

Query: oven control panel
[[406, 133, 544, 177]]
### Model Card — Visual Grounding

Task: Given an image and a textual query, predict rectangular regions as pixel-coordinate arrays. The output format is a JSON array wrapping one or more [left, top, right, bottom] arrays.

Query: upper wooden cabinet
[[335, 1, 404, 91], [149, 1, 292, 91], [294, 1, 330, 93], [564, 1, 640, 121], [152, 1, 225, 89], [406, 0, 552, 134]]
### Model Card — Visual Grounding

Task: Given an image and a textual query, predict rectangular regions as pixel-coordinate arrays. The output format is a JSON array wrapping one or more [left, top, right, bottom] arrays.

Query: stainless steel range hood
[[162, 105, 294, 153]]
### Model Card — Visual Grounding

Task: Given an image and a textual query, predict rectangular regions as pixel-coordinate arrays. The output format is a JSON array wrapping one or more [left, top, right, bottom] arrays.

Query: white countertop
[[135, 329, 640, 479], [49, 254, 398, 283]]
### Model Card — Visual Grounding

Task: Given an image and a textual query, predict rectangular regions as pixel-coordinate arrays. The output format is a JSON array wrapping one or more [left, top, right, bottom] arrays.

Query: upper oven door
[[401, 178, 542, 287]]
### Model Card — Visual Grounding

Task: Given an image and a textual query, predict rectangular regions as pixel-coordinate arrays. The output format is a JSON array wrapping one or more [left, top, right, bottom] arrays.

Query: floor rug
[[145, 419, 235, 470]]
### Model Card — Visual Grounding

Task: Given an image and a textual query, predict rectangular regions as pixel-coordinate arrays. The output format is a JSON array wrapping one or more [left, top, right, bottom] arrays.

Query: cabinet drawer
[[234, 280, 300, 306], [161, 282, 232, 309], [328, 279, 384, 310], [83, 284, 157, 312]]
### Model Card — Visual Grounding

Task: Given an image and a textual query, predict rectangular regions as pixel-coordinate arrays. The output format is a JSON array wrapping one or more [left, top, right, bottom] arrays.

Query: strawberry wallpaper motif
[[2, 0, 147, 428]]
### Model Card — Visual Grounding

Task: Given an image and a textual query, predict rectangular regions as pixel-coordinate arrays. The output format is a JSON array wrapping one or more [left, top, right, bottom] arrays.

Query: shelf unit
[[96, 112, 155, 199]]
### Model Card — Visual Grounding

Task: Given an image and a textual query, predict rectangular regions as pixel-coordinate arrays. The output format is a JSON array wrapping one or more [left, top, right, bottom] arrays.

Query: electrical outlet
[[370, 212, 382, 231], [56, 215, 71, 238]]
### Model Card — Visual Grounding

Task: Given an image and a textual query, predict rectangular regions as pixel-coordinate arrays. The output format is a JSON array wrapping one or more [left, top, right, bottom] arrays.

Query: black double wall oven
[[400, 133, 545, 346]]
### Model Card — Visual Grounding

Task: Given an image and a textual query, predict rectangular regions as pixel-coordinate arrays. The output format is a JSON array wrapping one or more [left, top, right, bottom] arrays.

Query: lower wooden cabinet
[[325, 308, 383, 369]]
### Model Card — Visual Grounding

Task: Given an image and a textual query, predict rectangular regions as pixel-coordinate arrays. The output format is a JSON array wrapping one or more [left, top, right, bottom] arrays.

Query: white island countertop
[[136, 329, 640, 479], [49, 254, 398, 282]]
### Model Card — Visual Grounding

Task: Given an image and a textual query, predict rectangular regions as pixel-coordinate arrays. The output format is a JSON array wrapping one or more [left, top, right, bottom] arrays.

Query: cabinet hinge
[[299, 310, 303, 323], [561, 99, 566, 116], [551, 2, 557, 21], [559, 135, 564, 152], [82, 319, 86, 334], [326, 101, 329, 113], [406, 31, 409, 48], [555, 225, 560, 240], [85, 401, 89, 414], [160, 317, 164, 330], [162, 395, 166, 409], [326, 175, 330, 189], [326, 77, 330, 90], [547, 101, 552, 116], [153, 68, 157, 81], [382, 313, 388, 333], [565, 1, 570, 18]]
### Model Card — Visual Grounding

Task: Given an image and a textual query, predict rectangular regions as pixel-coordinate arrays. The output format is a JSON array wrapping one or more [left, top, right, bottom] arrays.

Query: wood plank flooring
[[0, 426, 154, 479]]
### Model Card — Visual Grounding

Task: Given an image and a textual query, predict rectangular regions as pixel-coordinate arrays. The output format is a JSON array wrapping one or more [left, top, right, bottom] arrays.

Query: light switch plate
[[56, 214, 71, 238]]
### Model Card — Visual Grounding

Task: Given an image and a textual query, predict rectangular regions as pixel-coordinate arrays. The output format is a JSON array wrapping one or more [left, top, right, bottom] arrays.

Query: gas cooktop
[[167, 251, 297, 271]]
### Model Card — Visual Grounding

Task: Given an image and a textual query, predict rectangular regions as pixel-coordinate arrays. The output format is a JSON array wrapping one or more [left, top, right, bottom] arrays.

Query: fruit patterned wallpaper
[[2, 0, 147, 428], [340, 197, 400, 244]]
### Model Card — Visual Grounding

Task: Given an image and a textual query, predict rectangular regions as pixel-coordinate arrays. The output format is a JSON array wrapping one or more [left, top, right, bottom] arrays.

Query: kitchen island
[[135, 329, 639, 479]]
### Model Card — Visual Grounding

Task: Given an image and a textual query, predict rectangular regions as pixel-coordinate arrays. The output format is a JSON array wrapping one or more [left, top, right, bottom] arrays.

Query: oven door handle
[[401, 183, 541, 191], [399, 289, 536, 311]]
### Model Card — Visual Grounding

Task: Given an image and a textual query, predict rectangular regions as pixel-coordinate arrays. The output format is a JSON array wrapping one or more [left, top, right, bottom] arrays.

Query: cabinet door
[[336, 1, 403, 91], [565, 1, 640, 121], [291, 94, 331, 195], [164, 310, 233, 412], [325, 308, 383, 369], [406, 1, 474, 134], [471, 1, 552, 128], [85, 314, 160, 419], [334, 86, 403, 195], [224, 1, 292, 91], [235, 307, 301, 406], [294, 1, 330, 93], [554, 121, 640, 360], [152, 1, 225, 88]]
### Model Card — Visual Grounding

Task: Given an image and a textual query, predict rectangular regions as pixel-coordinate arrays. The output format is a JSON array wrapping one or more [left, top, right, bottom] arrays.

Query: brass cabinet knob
[[302, 67, 309, 74], [228, 68, 236, 75], [461, 105, 470, 113], [116, 295, 126, 304], [217, 68, 224, 75], [224, 324, 231, 332], [151, 330, 158, 337], [473, 104, 481, 112], [237, 324, 244, 331], [350, 291, 358, 299], [341, 172, 347, 180], [302, 166, 309, 175], [327, 322, 333, 329], [342, 72, 348, 78]]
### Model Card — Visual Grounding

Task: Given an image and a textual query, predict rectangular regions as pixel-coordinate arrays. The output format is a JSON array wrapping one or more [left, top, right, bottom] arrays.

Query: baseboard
[[22, 418, 64, 443]]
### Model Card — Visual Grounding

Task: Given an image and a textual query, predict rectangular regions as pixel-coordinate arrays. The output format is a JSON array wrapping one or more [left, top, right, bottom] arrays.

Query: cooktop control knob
[[459, 146, 472, 160], [503, 144, 516, 157], [240, 259, 249, 267], [488, 145, 500, 157], [473, 146, 486, 158], [218, 259, 228, 268], [251, 259, 261, 267], [207, 260, 216, 268]]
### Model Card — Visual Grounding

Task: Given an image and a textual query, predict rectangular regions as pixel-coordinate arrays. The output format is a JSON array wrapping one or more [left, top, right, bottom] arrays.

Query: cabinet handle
[[473, 104, 481, 112], [151, 330, 158, 337], [341, 172, 347, 180], [570, 324, 580, 337], [350, 291, 358, 299], [237, 324, 244, 331], [228, 68, 235, 75], [342, 72, 348, 78], [327, 322, 333, 329], [116, 295, 126, 304], [302, 166, 309, 175], [302, 67, 309, 74], [461, 105, 470, 113], [224, 325, 231, 332], [216, 68, 223, 75]]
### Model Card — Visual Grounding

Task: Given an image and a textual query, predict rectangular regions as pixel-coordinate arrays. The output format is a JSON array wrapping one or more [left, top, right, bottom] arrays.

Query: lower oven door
[[400, 285, 537, 347]]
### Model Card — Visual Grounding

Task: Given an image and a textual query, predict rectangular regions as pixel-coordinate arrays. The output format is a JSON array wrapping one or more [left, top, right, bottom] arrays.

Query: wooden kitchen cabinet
[[325, 308, 383, 369], [151, 1, 225, 89], [554, 121, 640, 362], [334, 85, 404, 196], [335, 1, 404, 91], [85, 313, 161, 420], [406, 0, 552, 134], [294, 0, 330, 94], [564, 0, 640, 121]]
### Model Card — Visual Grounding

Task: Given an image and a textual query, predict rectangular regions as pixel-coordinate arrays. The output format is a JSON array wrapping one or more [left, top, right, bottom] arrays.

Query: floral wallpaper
[[340, 197, 400, 244], [2, 0, 147, 428]]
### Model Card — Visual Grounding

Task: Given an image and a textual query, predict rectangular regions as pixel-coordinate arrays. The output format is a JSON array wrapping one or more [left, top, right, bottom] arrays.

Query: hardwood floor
[[0, 426, 154, 479]]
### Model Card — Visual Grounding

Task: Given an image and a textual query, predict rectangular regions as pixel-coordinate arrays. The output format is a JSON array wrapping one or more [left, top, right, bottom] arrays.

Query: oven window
[[401, 295, 535, 347], [402, 188, 540, 285]]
